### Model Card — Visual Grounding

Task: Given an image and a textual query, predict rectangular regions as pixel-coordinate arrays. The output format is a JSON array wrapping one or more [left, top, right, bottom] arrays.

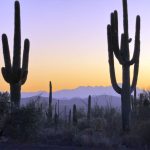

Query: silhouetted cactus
[[54, 102, 58, 131], [57, 100, 60, 119], [87, 95, 91, 120], [73, 104, 77, 126], [63, 105, 67, 126], [46, 81, 53, 123], [48, 81, 52, 119], [107, 0, 140, 131], [1, 1, 30, 109], [68, 109, 71, 126]]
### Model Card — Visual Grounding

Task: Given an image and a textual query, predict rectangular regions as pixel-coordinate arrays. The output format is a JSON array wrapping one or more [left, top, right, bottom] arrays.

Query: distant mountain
[[21, 85, 142, 99], [21, 95, 121, 109]]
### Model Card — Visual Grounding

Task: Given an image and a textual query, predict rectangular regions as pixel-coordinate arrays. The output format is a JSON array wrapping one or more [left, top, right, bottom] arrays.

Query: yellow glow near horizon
[[0, 1, 150, 92]]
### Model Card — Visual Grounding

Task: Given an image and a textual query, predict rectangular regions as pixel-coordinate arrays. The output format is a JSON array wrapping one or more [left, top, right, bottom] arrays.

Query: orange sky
[[0, 0, 150, 92]]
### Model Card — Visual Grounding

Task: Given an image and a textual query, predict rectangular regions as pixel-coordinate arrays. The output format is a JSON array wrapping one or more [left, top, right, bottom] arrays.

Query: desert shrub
[[91, 117, 106, 132], [0, 92, 10, 135], [73, 129, 94, 146], [136, 120, 150, 144], [77, 118, 91, 130], [121, 134, 142, 148], [103, 107, 121, 137], [138, 105, 150, 121], [0, 92, 10, 115], [6, 100, 45, 141], [137, 96, 150, 121], [91, 105, 104, 118], [77, 107, 86, 119], [129, 91, 150, 146], [73, 129, 113, 148]]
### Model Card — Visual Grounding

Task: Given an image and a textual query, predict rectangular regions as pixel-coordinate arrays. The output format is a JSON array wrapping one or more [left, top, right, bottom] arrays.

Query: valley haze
[[19, 86, 142, 109], [21, 85, 142, 99]]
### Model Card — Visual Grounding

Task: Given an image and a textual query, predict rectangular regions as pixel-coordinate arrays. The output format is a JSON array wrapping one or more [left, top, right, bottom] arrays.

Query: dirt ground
[[0, 143, 107, 150]]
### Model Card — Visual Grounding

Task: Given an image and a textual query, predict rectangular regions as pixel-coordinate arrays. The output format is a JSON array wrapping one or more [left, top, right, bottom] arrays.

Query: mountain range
[[21, 85, 143, 99]]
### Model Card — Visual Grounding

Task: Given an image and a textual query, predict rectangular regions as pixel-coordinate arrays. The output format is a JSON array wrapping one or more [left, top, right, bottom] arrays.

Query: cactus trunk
[[121, 65, 131, 131], [10, 83, 21, 109]]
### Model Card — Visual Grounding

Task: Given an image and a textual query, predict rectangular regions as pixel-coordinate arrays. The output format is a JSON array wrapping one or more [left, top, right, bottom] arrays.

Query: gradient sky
[[0, 0, 150, 92]]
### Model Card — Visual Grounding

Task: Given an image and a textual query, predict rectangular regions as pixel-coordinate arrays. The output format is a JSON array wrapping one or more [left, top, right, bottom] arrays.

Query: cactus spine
[[87, 95, 91, 120], [1, 1, 30, 109], [73, 104, 77, 126], [107, 0, 140, 131]]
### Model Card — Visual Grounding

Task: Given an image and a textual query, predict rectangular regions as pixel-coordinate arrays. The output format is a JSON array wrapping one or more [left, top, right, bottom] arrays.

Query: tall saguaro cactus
[[68, 109, 71, 126], [107, 0, 140, 131], [48, 81, 52, 119], [1, 1, 30, 108], [46, 81, 53, 122], [73, 104, 78, 126], [87, 95, 91, 121]]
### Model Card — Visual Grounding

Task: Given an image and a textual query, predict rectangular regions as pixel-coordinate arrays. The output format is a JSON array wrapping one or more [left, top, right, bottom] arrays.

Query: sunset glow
[[0, 0, 150, 92]]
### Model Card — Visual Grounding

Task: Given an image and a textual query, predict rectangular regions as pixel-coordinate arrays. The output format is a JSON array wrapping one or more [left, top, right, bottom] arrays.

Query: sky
[[0, 0, 150, 92]]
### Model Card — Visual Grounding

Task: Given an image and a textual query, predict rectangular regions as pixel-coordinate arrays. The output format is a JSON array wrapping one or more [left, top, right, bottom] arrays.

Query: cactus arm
[[130, 41, 140, 94], [130, 16, 140, 93], [120, 34, 125, 52], [22, 39, 30, 71], [107, 25, 122, 94], [13, 1, 21, 70], [1, 68, 12, 83], [130, 60, 139, 94], [20, 71, 28, 85], [110, 12, 124, 65], [2, 34, 11, 70], [1, 68, 22, 84], [20, 39, 30, 84], [127, 16, 140, 65]]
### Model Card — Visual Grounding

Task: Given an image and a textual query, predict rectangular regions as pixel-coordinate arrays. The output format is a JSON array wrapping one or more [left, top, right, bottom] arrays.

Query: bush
[[6, 100, 44, 141], [135, 120, 150, 145], [0, 92, 10, 135], [77, 118, 91, 130], [91, 105, 104, 118]]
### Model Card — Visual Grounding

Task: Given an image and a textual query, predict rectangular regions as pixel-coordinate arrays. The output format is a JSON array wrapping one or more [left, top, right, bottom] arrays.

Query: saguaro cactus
[[107, 0, 140, 131], [73, 104, 78, 126], [48, 81, 52, 119], [54, 102, 58, 130], [46, 81, 53, 122], [1, 1, 30, 108], [68, 109, 71, 126], [87, 95, 91, 120], [57, 100, 60, 119]]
